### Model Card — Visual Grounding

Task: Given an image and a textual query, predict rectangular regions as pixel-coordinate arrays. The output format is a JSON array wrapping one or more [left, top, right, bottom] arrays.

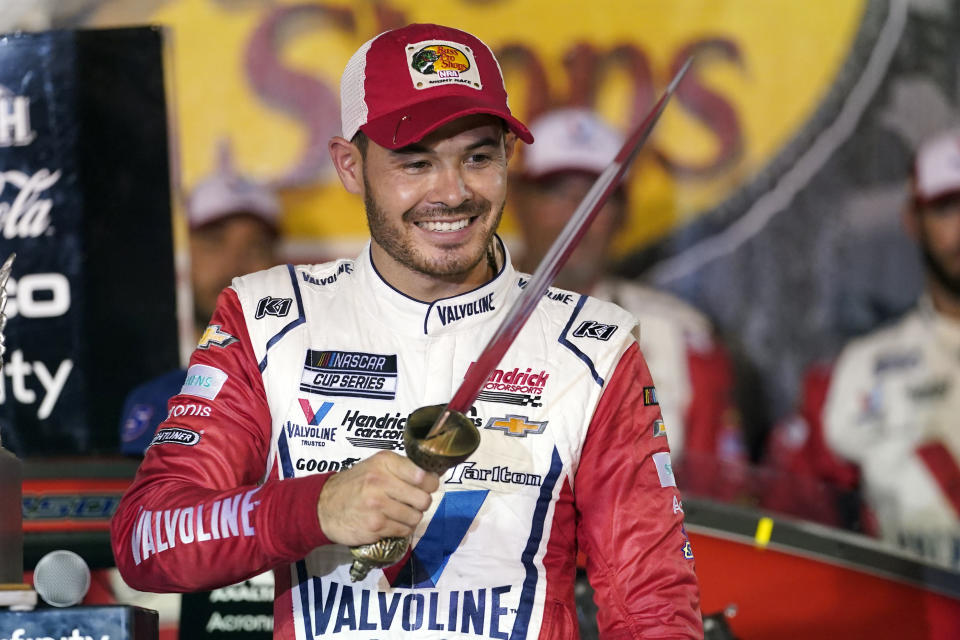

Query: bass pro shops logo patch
[[407, 40, 483, 90]]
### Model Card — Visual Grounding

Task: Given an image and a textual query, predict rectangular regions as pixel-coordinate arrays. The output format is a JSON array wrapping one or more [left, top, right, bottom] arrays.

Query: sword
[[427, 56, 693, 438], [347, 60, 691, 581]]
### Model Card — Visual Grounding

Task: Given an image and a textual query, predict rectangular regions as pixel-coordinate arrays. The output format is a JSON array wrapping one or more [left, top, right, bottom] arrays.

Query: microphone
[[33, 550, 90, 607]]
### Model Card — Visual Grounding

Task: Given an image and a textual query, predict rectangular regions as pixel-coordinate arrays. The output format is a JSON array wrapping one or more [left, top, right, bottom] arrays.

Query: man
[[110, 24, 702, 639], [118, 145, 281, 455], [512, 108, 745, 497], [823, 128, 960, 569]]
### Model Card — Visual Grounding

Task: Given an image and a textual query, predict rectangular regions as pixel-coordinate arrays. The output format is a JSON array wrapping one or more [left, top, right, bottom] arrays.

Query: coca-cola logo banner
[[0, 33, 86, 454], [0, 168, 60, 238]]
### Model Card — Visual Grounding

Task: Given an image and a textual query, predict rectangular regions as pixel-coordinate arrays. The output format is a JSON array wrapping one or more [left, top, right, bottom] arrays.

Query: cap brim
[[360, 94, 533, 150]]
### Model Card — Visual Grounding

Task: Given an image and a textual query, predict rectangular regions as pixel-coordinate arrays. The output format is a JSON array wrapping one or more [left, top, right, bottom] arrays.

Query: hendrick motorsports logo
[[476, 365, 548, 408], [341, 409, 406, 450]]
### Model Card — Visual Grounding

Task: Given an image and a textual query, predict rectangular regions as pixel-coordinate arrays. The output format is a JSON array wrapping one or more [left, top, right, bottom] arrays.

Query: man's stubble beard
[[363, 169, 504, 279], [921, 241, 960, 299]]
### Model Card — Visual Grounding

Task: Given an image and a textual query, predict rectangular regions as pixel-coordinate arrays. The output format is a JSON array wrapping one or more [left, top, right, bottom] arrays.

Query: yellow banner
[[91, 0, 867, 257]]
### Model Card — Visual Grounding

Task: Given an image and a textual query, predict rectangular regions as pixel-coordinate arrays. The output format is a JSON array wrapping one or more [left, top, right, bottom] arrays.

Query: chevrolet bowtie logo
[[484, 414, 548, 438], [197, 324, 238, 350]]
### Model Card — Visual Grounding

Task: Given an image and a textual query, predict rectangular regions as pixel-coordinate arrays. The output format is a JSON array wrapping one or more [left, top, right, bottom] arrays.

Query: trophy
[[0, 253, 13, 373]]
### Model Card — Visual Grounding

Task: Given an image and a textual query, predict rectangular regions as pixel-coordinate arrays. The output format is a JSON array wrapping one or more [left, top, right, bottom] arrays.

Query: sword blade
[[431, 59, 692, 436]]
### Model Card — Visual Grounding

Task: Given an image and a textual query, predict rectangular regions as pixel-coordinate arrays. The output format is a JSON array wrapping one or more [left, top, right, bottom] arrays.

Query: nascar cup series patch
[[300, 350, 398, 400], [406, 40, 483, 91]]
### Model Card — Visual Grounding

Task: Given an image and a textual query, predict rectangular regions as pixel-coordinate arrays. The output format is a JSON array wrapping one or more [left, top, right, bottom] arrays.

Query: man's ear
[[503, 131, 518, 164], [329, 137, 364, 195]]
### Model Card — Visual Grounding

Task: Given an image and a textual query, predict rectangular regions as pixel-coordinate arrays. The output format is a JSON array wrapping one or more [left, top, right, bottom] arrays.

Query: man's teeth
[[418, 219, 470, 232]]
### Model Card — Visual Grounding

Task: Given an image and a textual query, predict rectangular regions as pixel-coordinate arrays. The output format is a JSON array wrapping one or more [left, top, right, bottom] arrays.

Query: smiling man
[[110, 23, 701, 639]]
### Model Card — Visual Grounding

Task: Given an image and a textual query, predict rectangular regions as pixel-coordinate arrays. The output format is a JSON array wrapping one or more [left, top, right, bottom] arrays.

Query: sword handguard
[[348, 405, 480, 581]]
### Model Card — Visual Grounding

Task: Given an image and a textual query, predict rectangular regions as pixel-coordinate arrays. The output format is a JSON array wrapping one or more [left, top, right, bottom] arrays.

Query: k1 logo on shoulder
[[181, 364, 228, 400], [300, 350, 398, 400], [255, 296, 292, 319], [198, 324, 238, 349], [573, 320, 617, 341]]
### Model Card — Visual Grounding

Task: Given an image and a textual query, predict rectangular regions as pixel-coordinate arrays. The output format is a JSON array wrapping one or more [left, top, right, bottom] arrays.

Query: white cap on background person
[[186, 140, 281, 230], [913, 128, 960, 205], [340, 23, 533, 150], [522, 108, 623, 179]]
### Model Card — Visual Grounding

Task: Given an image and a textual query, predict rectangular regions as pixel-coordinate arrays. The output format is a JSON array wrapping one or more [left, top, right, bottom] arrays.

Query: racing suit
[[824, 296, 960, 569], [110, 241, 702, 639], [593, 279, 745, 498]]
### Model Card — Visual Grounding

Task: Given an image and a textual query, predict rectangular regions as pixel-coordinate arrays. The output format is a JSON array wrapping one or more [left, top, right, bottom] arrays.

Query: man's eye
[[404, 160, 430, 170], [467, 153, 491, 164]]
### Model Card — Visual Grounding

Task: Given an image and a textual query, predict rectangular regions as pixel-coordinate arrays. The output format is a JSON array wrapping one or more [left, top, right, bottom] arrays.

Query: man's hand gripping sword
[[347, 60, 692, 582]]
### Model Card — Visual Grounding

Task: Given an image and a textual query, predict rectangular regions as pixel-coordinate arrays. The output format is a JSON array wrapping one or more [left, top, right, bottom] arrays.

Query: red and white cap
[[186, 140, 281, 230], [914, 129, 960, 204], [340, 23, 533, 149], [522, 108, 623, 179]]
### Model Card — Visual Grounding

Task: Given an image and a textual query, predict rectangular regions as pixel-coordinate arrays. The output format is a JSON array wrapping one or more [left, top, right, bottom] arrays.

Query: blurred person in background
[[821, 128, 960, 569], [511, 108, 746, 498], [118, 144, 281, 456]]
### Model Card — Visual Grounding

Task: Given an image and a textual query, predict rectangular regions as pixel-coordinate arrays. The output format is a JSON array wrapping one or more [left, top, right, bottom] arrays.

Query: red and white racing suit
[[593, 279, 745, 498], [110, 242, 701, 639], [824, 297, 960, 569]]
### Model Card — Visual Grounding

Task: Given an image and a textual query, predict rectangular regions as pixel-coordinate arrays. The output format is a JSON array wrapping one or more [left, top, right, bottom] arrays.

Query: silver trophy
[[0, 253, 14, 372]]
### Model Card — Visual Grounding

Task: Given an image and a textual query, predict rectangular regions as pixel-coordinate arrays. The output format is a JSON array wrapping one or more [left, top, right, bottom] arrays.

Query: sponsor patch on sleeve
[[150, 427, 201, 447], [653, 419, 666, 438], [197, 324, 238, 349], [643, 386, 659, 406], [181, 364, 228, 400], [652, 451, 676, 488]]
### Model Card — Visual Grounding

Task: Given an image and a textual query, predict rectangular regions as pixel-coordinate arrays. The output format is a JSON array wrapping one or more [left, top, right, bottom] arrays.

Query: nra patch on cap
[[406, 41, 483, 91]]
